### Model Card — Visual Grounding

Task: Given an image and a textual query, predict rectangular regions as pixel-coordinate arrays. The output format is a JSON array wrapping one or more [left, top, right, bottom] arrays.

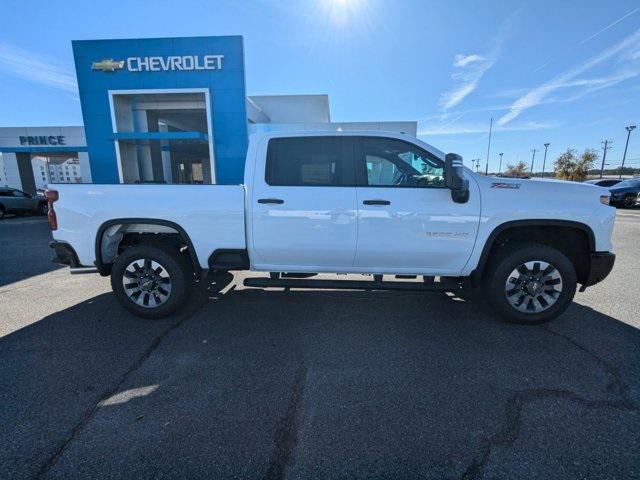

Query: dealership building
[[0, 36, 416, 193]]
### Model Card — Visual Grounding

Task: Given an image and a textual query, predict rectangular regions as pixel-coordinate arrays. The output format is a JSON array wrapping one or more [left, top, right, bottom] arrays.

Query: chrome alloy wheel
[[504, 260, 563, 313], [122, 258, 172, 308]]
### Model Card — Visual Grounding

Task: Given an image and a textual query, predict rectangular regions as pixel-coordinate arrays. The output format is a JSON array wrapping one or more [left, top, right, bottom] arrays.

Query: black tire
[[622, 195, 637, 209], [110, 244, 192, 319], [483, 242, 577, 325]]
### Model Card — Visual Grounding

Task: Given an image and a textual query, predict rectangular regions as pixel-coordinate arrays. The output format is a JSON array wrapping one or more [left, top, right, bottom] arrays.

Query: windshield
[[615, 178, 640, 188]]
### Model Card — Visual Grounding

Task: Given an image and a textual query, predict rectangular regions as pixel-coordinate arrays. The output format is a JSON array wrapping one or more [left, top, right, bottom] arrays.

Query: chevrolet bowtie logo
[[91, 59, 125, 72]]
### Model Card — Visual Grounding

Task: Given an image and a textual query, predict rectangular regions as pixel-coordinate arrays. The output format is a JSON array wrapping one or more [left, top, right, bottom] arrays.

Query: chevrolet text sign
[[92, 55, 224, 72]]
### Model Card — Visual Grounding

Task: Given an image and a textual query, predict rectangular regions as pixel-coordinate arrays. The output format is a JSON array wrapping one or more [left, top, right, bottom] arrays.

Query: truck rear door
[[249, 136, 358, 271]]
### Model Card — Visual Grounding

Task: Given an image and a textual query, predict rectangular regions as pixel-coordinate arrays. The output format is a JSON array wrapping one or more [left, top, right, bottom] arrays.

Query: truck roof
[[249, 130, 446, 160]]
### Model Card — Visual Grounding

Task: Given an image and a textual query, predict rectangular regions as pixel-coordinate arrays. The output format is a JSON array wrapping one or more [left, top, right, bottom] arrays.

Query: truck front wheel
[[110, 244, 192, 319], [484, 242, 577, 324]]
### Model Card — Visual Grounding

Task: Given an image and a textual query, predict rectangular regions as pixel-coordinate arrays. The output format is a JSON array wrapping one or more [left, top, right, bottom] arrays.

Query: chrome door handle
[[257, 198, 284, 204], [363, 199, 390, 205]]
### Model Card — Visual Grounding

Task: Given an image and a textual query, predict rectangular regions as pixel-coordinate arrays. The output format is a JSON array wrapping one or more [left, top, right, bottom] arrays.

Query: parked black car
[[585, 178, 621, 187], [609, 178, 640, 208], [0, 188, 48, 219]]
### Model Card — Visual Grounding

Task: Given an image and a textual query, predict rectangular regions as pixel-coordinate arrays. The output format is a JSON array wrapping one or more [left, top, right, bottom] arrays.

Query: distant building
[[0, 154, 7, 187], [0, 126, 89, 194], [31, 156, 83, 190]]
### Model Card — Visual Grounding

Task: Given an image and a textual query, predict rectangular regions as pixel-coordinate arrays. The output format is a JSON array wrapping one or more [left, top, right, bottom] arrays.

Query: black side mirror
[[444, 153, 469, 203]]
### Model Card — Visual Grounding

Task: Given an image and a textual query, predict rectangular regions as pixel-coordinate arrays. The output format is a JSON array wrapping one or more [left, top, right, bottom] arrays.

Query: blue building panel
[[72, 36, 249, 184]]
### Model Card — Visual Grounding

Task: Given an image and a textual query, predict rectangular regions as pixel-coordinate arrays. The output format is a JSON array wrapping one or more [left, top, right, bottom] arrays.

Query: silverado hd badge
[[491, 182, 520, 189]]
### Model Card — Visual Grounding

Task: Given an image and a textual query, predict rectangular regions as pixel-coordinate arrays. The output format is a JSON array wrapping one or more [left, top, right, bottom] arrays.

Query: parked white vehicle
[[48, 131, 616, 324]]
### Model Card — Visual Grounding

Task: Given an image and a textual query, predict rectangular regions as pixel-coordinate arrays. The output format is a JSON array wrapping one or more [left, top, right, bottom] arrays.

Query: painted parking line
[[616, 211, 640, 218]]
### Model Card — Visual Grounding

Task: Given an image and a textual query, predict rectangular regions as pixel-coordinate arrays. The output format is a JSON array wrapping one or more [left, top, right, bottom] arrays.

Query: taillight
[[45, 189, 59, 230]]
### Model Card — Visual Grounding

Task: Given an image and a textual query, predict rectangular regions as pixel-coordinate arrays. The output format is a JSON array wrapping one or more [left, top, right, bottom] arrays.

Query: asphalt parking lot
[[1, 212, 639, 479]]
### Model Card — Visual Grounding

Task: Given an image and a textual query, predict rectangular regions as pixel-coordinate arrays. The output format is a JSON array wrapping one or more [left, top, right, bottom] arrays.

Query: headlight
[[600, 195, 610, 205]]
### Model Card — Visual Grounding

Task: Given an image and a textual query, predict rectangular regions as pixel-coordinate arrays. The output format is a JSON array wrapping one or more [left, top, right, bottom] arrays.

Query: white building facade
[[0, 154, 7, 187]]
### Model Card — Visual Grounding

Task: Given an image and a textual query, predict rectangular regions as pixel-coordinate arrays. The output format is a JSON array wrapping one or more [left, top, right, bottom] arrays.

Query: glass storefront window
[[111, 91, 213, 184]]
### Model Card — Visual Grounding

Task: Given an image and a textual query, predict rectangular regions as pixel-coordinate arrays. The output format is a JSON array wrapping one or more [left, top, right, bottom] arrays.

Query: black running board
[[243, 277, 462, 292]]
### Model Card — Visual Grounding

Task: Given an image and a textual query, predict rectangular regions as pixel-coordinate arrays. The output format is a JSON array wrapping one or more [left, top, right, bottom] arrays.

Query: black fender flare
[[94, 218, 201, 277], [470, 219, 596, 286]]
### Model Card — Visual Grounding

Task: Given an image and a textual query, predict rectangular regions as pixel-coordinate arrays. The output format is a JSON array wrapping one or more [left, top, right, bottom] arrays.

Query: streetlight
[[541, 143, 550, 177], [530, 148, 538, 174], [485, 117, 493, 175], [620, 125, 636, 179], [498, 152, 504, 174]]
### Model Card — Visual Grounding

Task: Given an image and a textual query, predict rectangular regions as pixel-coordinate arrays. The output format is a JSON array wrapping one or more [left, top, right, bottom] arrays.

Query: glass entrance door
[[111, 91, 213, 184]]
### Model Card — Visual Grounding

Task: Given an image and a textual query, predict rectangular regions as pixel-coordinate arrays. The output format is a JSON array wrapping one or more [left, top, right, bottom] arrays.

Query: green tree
[[554, 148, 597, 181], [503, 161, 529, 177]]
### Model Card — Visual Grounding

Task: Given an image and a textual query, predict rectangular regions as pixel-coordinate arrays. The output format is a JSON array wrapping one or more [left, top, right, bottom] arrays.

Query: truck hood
[[479, 175, 603, 190], [473, 174, 608, 204]]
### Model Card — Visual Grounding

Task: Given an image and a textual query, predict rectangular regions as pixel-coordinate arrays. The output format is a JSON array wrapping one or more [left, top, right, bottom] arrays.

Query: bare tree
[[503, 161, 529, 177], [554, 148, 597, 181]]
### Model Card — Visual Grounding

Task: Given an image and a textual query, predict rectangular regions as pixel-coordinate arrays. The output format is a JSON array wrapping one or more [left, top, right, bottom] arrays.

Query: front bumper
[[581, 252, 615, 290], [50, 241, 80, 267], [610, 194, 639, 206]]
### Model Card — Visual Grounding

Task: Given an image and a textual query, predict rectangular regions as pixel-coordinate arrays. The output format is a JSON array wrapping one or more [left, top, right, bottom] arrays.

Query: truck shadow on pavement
[[0, 216, 60, 287], [1, 283, 639, 480]]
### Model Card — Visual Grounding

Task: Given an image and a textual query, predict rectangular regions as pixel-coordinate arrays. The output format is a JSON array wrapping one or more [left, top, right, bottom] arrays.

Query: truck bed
[[51, 184, 246, 268]]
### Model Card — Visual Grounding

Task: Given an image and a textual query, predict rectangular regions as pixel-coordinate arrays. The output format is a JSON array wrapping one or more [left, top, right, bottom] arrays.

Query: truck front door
[[352, 136, 480, 275], [250, 136, 358, 272]]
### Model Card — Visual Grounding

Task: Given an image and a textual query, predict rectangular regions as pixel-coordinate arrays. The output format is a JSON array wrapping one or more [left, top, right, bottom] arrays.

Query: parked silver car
[[0, 188, 48, 219]]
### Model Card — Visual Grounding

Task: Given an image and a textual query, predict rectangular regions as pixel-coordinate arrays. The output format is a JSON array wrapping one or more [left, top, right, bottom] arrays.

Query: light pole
[[498, 152, 504, 174], [600, 140, 613, 178], [619, 125, 636, 179], [541, 143, 550, 177], [530, 148, 538, 175], [485, 117, 493, 175]]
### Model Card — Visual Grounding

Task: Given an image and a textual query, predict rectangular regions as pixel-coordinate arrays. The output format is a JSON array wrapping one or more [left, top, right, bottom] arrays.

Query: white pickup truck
[[48, 131, 616, 324]]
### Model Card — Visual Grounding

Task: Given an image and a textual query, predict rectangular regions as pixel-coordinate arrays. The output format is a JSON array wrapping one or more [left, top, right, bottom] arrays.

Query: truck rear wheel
[[484, 242, 577, 324], [110, 244, 192, 319]]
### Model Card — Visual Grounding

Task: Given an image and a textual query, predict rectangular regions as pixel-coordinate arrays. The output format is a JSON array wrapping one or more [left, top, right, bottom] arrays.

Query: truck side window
[[266, 137, 354, 186], [360, 137, 445, 188]]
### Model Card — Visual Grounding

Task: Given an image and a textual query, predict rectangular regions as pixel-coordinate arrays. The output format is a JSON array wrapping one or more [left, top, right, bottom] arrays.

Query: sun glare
[[321, 0, 365, 26]]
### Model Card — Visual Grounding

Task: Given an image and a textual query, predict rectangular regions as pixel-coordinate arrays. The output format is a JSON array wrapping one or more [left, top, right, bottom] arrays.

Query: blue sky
[[1, 0, 639, 172]]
